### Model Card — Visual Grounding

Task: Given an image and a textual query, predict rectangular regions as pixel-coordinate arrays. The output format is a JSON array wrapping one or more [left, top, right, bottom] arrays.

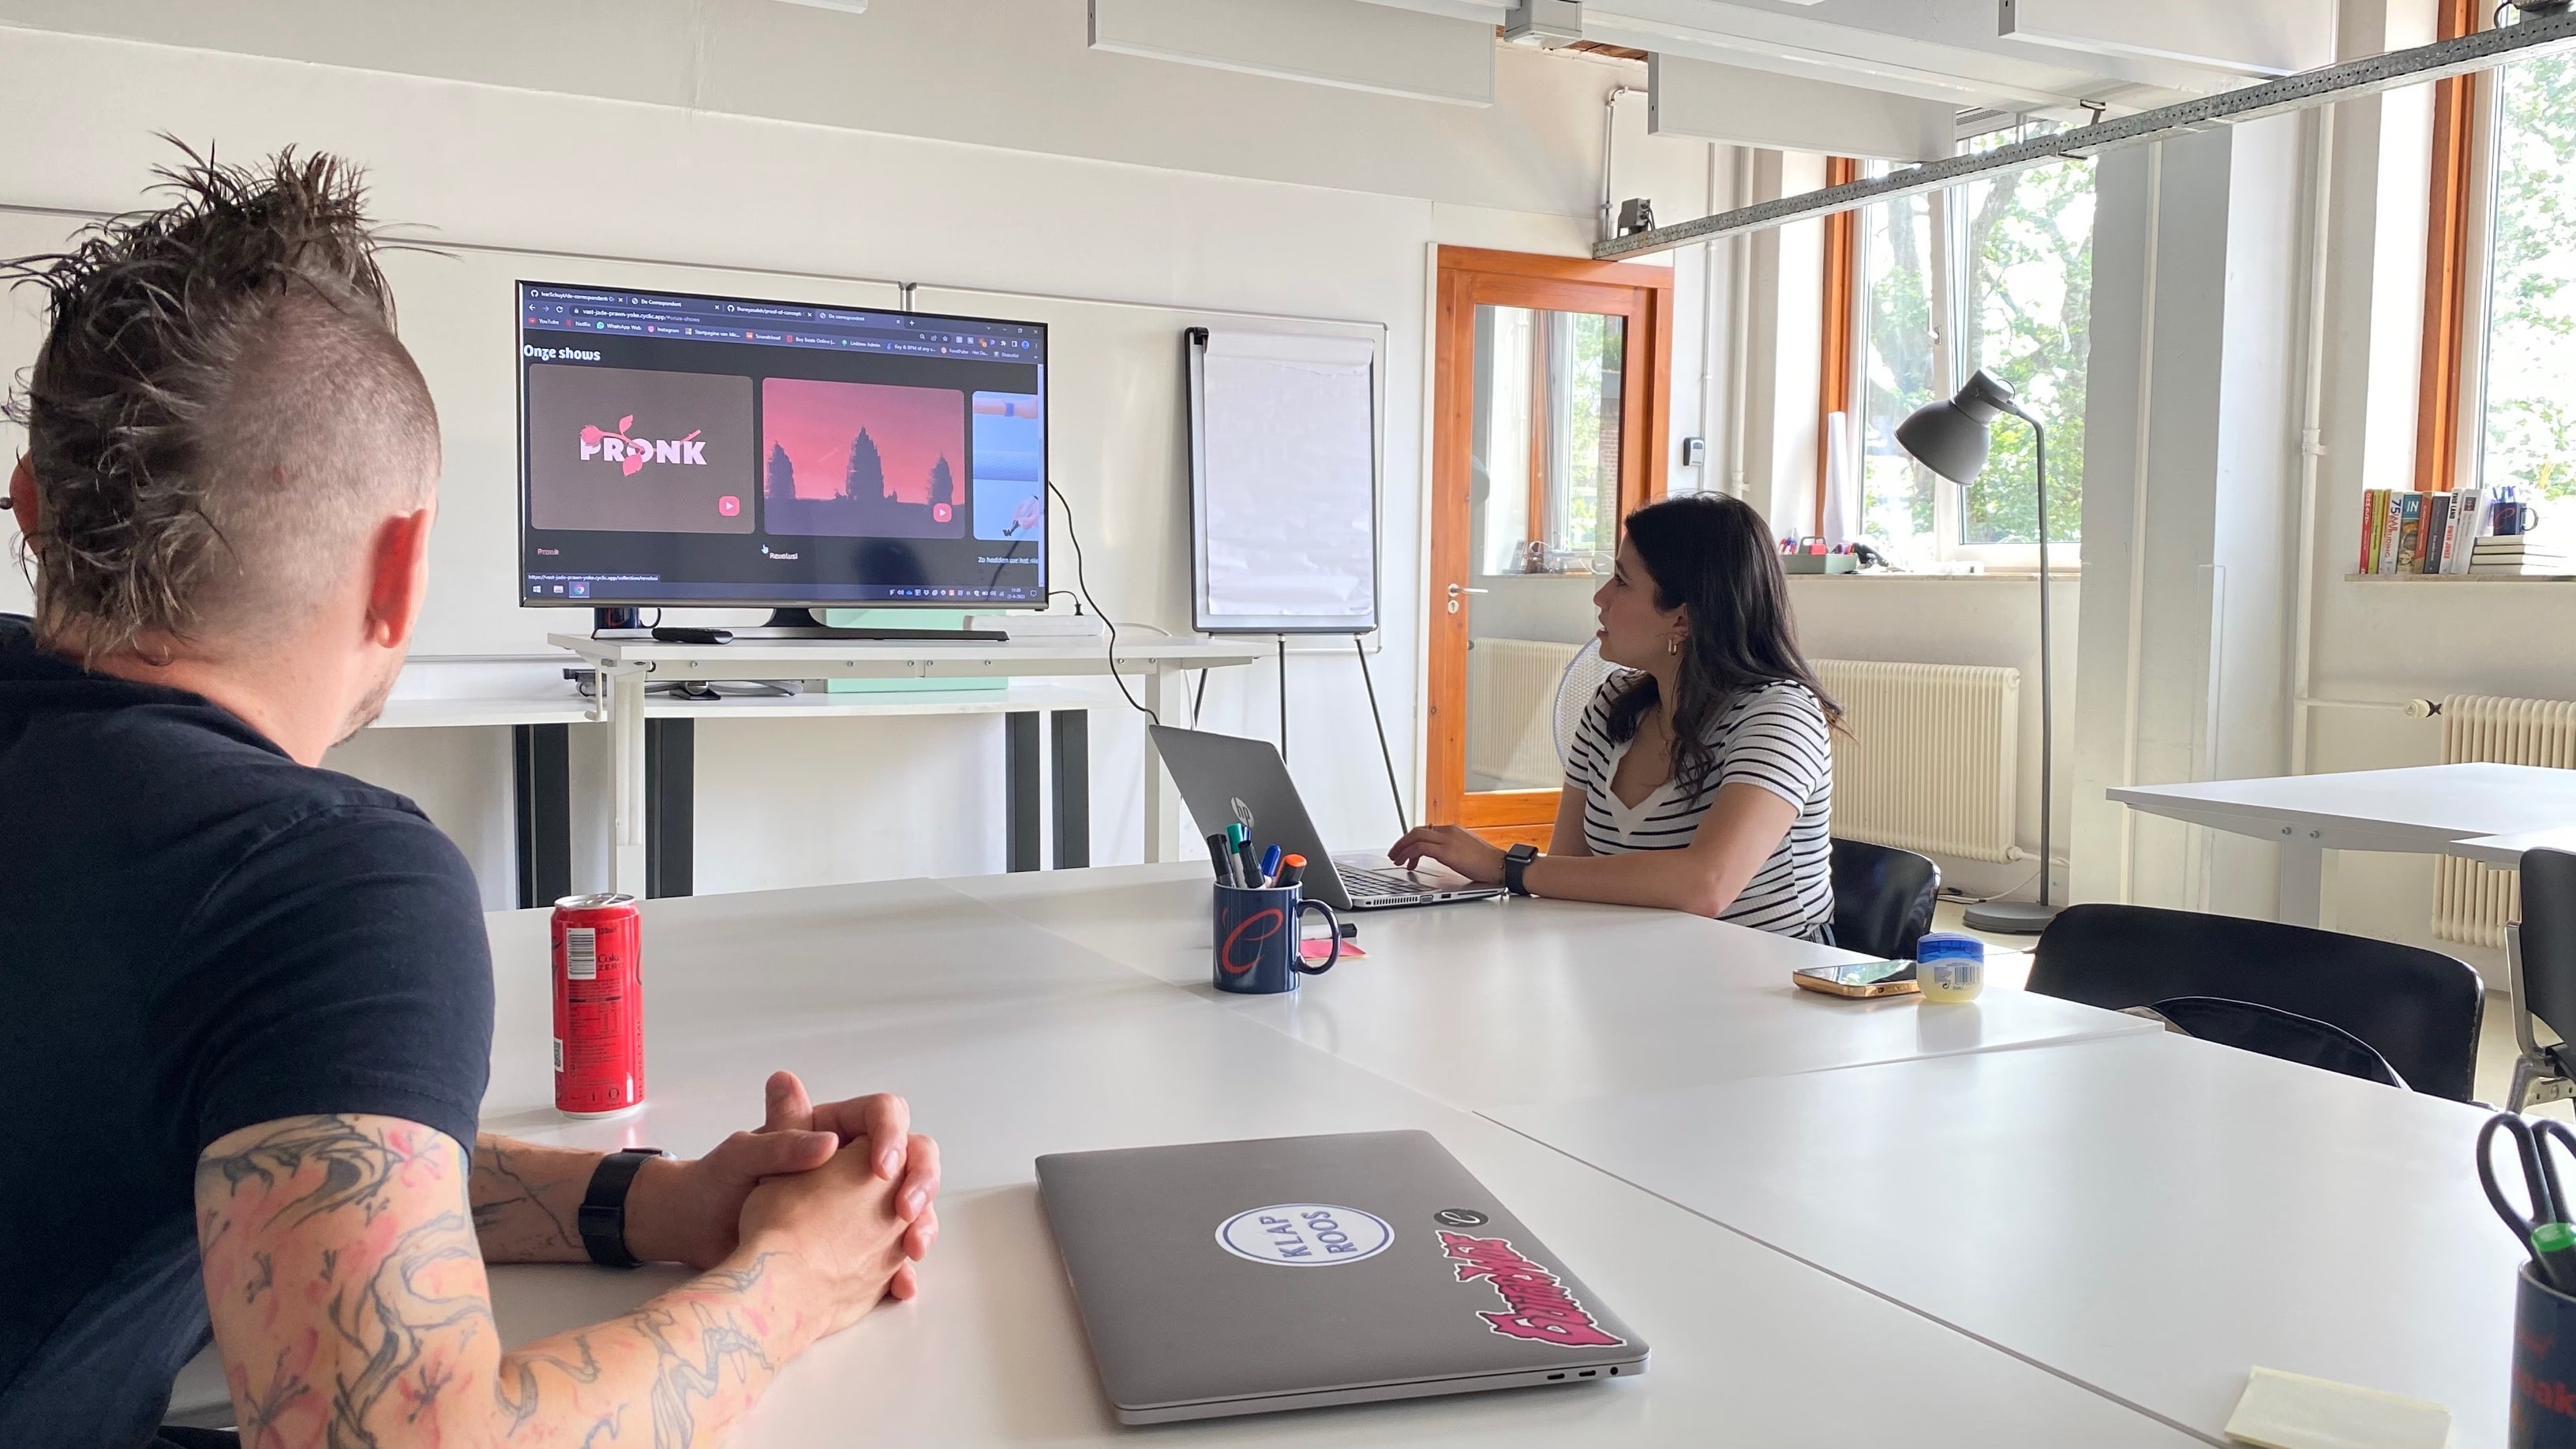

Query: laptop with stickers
[[1035, 1130, 1647, 1425]]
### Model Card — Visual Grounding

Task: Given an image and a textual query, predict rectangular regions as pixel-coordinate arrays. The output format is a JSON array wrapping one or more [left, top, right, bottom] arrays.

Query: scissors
[[2478, 1111, 2576, 1291]]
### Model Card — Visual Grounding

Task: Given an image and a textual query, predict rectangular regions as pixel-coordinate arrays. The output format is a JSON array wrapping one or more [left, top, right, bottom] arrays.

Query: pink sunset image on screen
[[759, 378, 967, 539]]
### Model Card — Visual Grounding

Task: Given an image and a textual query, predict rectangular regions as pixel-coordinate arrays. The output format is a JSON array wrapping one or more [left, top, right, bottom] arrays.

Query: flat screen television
[[516, 282, 1046, 616]]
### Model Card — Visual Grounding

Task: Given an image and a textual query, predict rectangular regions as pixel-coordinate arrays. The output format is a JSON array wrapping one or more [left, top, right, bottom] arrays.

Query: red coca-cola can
[[552, 893, 644, 1118]]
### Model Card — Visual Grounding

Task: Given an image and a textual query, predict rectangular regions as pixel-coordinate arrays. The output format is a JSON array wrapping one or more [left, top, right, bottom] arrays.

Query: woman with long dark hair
[[1392, 492, 1841, 938]]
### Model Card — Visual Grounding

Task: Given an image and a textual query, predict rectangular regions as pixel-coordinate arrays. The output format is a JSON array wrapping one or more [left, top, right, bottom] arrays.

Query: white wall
[[0, 4, 1724, 906]]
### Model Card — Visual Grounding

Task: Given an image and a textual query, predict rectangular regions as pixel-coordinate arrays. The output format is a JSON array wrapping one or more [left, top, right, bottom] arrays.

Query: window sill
[[2343, 571, 2576, 582], [1784, 568, 2082, 582]]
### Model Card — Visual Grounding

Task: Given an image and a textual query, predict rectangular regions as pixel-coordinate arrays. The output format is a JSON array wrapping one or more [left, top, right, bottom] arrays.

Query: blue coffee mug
[[1212, 883, 1339, 994], [2518, 1263, 2576, 1448]]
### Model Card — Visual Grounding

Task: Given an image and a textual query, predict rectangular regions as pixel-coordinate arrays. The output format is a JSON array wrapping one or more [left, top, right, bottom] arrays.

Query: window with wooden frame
[[1837, 122, 2095, 571], [2426, 0, 2576, 547]]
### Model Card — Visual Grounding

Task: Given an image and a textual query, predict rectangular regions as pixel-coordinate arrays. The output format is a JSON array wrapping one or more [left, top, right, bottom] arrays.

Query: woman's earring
[[1666, 636, 1681, 657]]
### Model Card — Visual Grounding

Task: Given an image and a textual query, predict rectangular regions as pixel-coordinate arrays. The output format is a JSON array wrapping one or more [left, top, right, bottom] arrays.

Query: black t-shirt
[[0, 616, 493, 1448]]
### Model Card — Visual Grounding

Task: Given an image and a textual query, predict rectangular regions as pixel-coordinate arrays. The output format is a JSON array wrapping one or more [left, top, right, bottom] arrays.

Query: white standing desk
[[550, 635, 1266, 896], [2452, 823, 2576, 870], [175, 876, 2203, 1447], [950, 863, 2160, 1110], [2108, 762, 2576, 925], [1494, 1032, 2520, 1447]]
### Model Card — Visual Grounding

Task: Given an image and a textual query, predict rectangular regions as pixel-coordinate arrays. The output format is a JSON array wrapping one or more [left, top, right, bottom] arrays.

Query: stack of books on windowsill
[[2469, 537, 2574, 576]]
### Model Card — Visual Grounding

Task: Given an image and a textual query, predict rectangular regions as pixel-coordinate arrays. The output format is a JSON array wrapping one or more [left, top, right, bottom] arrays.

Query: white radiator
[[1814, 659, 2022, 863], [1466, 638, 1581, 790], [2433, 694, 2576, 948]]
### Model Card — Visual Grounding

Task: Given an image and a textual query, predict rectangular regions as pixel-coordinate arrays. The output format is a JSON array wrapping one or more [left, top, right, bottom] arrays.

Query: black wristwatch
[[1503, 843, 1539, 897], [578, 1148, 668, 1269]]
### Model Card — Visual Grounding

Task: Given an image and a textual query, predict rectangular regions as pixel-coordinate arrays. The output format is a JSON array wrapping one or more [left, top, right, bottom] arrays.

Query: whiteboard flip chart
[[1188, 328, 1379, 635]]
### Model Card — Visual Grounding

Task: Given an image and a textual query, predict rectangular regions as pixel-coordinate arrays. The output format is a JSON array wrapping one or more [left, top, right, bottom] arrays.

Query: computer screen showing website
[[517, 282, 1046, 608]]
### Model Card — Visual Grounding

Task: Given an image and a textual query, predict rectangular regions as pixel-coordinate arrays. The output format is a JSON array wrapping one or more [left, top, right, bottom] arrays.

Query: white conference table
[[2451, 822, 2576, 870], [176, 876, 2203, 1447], [1494, 1032, 2520, 1447], [2108, 762, 2576, 925], [950, 863, 2161, 1110]]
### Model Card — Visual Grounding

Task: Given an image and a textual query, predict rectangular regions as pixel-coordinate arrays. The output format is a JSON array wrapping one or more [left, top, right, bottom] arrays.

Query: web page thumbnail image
[[971, 391, 1043, 542], [762, 378, 967, 540], [526, 365, 754, 534]]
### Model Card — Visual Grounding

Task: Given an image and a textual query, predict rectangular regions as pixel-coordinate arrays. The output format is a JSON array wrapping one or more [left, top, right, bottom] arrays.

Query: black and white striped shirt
[[1565, 675, 1835, 940]]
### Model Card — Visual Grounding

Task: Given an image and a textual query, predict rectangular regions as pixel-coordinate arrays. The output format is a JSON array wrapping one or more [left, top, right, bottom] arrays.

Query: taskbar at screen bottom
[[524, 578, 1043, 605]]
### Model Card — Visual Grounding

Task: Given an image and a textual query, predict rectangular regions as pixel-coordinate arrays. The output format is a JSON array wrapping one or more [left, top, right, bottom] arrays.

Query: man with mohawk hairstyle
[[0, 144, 942, 1449]]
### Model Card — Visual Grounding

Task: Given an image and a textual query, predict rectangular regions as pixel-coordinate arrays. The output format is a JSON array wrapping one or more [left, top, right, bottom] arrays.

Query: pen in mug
[[1275, 854, 1305, 889], [1205, 833, 1234, 884], [1259, 844, 1283, 888]]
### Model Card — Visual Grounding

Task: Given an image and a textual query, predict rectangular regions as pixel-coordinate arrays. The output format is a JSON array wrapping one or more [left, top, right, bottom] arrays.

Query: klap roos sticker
[[1216, 1204, 1394, 1267]]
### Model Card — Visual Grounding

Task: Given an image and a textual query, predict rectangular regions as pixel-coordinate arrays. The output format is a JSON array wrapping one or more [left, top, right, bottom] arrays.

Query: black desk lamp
[[1895, 369, 2060, 934]]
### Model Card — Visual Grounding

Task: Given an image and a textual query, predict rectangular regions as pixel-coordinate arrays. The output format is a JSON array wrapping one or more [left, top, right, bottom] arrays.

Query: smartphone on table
[[1790, 960, 1920, 999]]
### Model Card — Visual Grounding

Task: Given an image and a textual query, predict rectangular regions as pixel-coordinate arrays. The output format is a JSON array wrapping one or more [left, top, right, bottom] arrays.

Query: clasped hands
[[620, 1069, 942, 1299]]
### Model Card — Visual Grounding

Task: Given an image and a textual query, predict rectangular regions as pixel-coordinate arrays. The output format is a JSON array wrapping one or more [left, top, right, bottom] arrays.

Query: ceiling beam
[[1594, 9, 2576, 259]]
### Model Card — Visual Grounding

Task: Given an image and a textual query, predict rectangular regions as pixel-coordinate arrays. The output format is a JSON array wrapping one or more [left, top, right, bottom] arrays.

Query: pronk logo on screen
[[579, 414, 708, 475]]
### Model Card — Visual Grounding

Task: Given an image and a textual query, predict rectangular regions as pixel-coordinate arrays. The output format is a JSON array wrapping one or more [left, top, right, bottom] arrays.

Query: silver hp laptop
[[1037, 1130, 1646, 1424], [1148, 725, 1506, 911]]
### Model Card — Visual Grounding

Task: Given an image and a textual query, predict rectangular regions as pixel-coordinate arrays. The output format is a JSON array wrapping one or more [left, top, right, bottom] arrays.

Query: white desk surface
[[551, 632, 1267, 679], [2451, 823, 2576, 870], [2108, 762, 2576, 850], [949, 863, 2159, 1111], [185, 877, 2206, 1447], [1493, 1032, 2519, 1447], [373, 681, 1120, 732]]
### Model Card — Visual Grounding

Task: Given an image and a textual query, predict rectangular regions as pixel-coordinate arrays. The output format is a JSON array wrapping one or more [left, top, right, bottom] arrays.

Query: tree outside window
[[1856, 129, 2095, 566], [2478, 50, 2576, 537]]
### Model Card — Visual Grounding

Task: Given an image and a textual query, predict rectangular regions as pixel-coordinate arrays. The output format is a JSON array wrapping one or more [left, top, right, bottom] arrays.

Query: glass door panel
[[1462, 305, 1626, 796]]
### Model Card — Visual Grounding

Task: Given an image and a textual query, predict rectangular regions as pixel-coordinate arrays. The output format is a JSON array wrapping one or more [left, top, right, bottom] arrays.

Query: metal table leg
[[1005, 711, 1043, 872], [2276, 833, 2326, 928], [512, 723, 572, 908], [609, 667, 649, 898], [1143, 668, 1170, 863], [646, 718, 694, 899], [1052, 710, 1089, 868]]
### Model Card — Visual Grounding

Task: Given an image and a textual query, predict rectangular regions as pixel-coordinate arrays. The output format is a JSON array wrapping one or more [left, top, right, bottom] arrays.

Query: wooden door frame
[[1428, 245, 1674, 841]]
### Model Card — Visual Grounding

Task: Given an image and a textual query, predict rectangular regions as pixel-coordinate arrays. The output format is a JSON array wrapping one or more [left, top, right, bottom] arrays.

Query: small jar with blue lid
[[1915, 932, 1986, 1002]]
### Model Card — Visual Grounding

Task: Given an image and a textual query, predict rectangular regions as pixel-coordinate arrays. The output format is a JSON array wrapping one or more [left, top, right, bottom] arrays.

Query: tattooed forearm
[[197, 1114, 414, 1227], [638, 1302, 775, 1449], [469, 1135, 599, 1264], [235, 1346, 311, 1447], [200, 1114, 818, 1449], [692, 1251, 780, 1295], [495, 1334, 604, 1430], [323, 1210, 494, 1445]]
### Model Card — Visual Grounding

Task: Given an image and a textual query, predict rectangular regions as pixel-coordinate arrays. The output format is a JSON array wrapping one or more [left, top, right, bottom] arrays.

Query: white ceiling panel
[[1649, 51, 1953, 159], [1090, 0, 1496, 107], [1587, 0, 2245, 110], [1354, 0, 1512, 20], [1999, 0, 2337, 77]]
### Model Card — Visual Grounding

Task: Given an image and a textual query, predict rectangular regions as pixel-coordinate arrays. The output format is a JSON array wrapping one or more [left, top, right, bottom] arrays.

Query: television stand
[[728, 607, 1006, 643]]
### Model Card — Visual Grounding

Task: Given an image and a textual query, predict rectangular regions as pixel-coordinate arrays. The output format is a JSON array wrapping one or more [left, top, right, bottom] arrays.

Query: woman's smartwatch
[[1503, 843, 1538, 897]]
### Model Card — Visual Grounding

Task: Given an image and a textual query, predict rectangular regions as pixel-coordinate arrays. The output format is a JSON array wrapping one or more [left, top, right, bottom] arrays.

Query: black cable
[[1355, 635, 1410, 834], [1277, 635, 1288, 762], [1191, 668, 1208, 728], [1046, 479, 1151, 717]]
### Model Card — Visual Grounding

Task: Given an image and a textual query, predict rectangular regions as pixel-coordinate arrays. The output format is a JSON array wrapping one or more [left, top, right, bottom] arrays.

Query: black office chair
[[2145, 995, 2409, 1091], [1829, 838, 1941, 960], [2027, 904, 2484, 1101], [2507, 848, 2576, 1111]]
